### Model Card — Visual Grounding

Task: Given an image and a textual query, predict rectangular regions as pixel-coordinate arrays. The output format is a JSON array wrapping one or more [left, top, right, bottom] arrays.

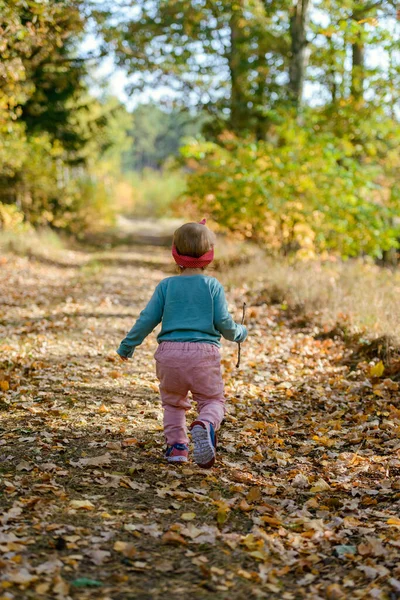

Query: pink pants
[[155, 342, 225, 445]]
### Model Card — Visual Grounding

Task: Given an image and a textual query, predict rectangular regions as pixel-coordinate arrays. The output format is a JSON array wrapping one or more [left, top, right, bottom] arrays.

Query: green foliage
[[122, 169, 187, 218], [0, 131, 116, 234], [0, 0, 134, 235], [98, 0, 292, 134], [182, 112, 400, 258], [122, 104, 204, 171], [98, 1, 399, 134], [96, 0, 400, 261], [0, 0, 85, 135], [1, 0, 399, 260]]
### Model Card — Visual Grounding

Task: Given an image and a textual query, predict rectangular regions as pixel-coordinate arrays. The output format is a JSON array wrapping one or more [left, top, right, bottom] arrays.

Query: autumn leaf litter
[[0, 247, 400, 600]]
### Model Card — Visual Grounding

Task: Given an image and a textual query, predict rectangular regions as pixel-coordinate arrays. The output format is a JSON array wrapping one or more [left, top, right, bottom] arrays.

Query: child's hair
[[173, 222, 216, 258]]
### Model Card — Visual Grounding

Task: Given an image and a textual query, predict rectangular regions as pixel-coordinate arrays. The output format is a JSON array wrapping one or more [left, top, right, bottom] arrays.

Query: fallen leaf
[[122, 438, 139, 447], [86, 549, 111, 565], [161, 531, 187, 545], [6, 568, 38, 585], [239, 499, 253, 512], [333, 544, 356, 557], [369, 361, 385, 378], [389, 579, 400, 592], [326, 583, 345, 599], [69, 500, 95, 510], [246, 487, 262, 503], [52, 574, 70, 596], [109, 370, 122, 379], [71, 453, 112, 468], [16, 460, 34, 471], [181, 512, 196, 521], [292, 473, 310, 489], [71, 578, 102, 588], [310, 478, 331, 493], [113, 541, 137, 558], [154, 559, 174, 572]]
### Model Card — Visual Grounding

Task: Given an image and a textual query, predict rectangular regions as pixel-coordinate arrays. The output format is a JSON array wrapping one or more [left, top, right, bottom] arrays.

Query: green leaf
[[71, 578, 103, 588]]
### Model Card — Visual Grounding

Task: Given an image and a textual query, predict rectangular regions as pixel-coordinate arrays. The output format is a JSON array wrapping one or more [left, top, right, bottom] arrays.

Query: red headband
[[172, 219, 214, 268]]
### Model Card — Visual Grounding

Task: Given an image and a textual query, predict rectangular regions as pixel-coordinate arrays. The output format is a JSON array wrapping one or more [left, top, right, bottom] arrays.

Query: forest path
[[0, 244, 400, 600]]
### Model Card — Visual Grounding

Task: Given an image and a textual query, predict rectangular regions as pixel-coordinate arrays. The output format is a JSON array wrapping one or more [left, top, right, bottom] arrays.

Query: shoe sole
[[191, 424, 216, 468], [166, 455, 188, 463]]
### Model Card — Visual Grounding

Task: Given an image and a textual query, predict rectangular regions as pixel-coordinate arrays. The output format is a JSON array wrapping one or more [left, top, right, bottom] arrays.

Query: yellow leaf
[[69, 500, 95, 510], [310, 479, 331, 493], [246, 487, 262, 504], [114, 541, 136, 557], [387, 517, 400, 527], [242, 534, 264, 551], [237, 569, 253, 580], [0, 380, 9, 391], [35, 582, 51, 594], [217, 507, 230, 526], [249, 550, 268, 561], [260, 516, 282, 527], [181, 512, 196, 521], [369, 361, 385, 378]]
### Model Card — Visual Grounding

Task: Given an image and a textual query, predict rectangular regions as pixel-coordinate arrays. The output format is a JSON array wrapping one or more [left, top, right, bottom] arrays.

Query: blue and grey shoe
[[190, 421, 217, 469], [165, 443, 189, 463]]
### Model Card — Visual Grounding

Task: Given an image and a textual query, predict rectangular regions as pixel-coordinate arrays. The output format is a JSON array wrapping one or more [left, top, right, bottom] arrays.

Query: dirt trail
[[0, 244, 400, 600]]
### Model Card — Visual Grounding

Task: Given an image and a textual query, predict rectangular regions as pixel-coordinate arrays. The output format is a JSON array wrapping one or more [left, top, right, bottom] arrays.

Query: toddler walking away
[[117, 220, 247, 469]]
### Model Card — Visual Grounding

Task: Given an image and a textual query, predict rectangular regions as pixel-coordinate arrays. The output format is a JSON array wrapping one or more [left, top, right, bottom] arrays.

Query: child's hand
[[118, 355, 128, 362]]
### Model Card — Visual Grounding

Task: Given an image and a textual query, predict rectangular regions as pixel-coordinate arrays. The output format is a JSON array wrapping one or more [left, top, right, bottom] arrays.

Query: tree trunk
[[288, 0, 311, 107], [229, 1, 248, 133], [328, 38, 338, 103], [350, 1, 383, 103], [351, 26, 365, 102]]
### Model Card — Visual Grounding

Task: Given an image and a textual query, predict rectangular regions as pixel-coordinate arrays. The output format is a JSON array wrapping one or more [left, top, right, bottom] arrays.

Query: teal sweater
[[117, 275, 247, 358]]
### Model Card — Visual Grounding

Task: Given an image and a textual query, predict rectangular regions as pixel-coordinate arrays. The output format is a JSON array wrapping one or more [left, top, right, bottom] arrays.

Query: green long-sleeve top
[[117, 275, 247, 358]]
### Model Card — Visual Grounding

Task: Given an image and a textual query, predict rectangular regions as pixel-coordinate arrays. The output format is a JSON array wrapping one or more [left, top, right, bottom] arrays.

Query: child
[[117, 220, 247, 468]]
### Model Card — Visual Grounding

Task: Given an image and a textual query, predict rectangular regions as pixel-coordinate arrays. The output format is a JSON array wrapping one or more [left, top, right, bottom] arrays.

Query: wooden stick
[[236, 302, 247, 368]]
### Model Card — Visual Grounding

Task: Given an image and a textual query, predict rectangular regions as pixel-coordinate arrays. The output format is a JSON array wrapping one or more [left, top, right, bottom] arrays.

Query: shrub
[[181, 119, 400, 259]]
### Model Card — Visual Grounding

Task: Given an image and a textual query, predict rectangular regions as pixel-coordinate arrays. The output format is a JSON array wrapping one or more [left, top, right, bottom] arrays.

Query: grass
[[226, 254, 400, 346], [119, 169, 187, 218], [0, 228, 65, 256]]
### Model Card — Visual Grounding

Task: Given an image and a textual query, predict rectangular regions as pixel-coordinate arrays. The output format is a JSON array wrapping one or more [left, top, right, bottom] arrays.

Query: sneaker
[[165, 443, 189, 463], [190, 421, 217, 469]]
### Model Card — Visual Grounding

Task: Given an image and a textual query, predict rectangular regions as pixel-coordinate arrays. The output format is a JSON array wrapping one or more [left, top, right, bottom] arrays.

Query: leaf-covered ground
[[1, 245, 400, 600]]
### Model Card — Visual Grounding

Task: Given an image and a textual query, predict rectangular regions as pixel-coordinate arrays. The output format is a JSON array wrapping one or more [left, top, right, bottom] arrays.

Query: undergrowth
[[226, 255, 400, 370], [0, 228, 65, 257]]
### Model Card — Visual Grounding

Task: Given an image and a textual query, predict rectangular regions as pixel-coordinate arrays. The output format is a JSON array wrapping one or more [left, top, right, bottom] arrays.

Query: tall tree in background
[[122, 104, 204, 171], [229, 0, 250, 132], [98, 0, 295, 136], [0, 0, 131, 232], [98, 0, 399, 136], [288, 0, 311, 106], [0, 0, 87, 174]]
